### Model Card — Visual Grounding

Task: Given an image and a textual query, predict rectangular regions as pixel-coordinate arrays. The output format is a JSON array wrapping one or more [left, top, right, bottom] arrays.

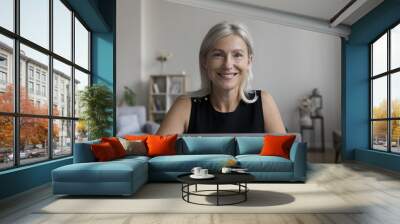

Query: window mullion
[[13, 0, 20, 167], [49, 0, 54, 160], [71, 10, 76, 153], [388, 30, 391, 152], [370, 45, 373, 149]]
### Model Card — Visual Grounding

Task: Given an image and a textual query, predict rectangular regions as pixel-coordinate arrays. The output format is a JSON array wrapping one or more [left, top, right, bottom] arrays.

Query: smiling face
[[203, 34, 252, 92]]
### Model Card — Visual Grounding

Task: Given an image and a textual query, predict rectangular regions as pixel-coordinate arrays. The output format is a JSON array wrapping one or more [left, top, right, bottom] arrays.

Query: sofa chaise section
[[52, 142, 149, 196]]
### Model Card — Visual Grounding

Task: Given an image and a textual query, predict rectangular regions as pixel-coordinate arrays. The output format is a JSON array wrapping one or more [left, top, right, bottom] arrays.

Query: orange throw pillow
[[91, 142, 117, 161], [101, 137, 127, 158], [124, 135, 148, 141], [146, 135, 178, 157], [259, 135, 296, 159]]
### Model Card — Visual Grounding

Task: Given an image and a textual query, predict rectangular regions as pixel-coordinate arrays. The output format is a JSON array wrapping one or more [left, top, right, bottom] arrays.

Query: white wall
[[117, 0, 341, 148], [116, 0, 145, 105]]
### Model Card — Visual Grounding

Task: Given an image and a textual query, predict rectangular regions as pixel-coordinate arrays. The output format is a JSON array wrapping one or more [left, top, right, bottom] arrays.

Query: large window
[[0, 0, 91, 171], [370, 22, 400, 154]]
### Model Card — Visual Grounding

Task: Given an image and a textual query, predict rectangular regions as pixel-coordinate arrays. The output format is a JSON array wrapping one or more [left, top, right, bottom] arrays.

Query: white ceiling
[[222, 0, 382, 25], [166, 0, 384, 37]]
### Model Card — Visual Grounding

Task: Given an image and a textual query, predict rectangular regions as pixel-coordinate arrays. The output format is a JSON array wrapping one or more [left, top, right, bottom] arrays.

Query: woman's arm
[[260, 90, 287, 134], [156, 95, 191, 135]]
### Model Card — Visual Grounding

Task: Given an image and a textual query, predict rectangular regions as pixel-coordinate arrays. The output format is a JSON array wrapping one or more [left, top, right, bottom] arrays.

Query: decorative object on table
[[298, 88, 325, 151], [224, 159, 240, 168], [120, 86, 136, 106], [190, 168, 214, 179], [222, 167, 248, 174], [221, 159, 241, 173], [298, 97, 313, 127], [310, 88, 323, 116], [191, 167, 203, 176], [156, 51, 173, 74], [79, 84, 113, 140]]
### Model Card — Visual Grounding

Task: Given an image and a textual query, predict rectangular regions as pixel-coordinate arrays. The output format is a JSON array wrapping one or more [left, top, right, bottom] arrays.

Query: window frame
[[0, 0, 92, 171], [370, 20, 400, 154]]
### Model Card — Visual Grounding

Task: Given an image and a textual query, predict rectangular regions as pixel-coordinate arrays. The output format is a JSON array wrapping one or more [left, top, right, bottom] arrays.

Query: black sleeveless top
[[186, 90, 265, 133]]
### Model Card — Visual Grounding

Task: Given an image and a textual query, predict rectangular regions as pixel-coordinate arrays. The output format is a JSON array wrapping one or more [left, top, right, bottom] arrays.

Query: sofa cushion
[[73, 139, 100, 163], [101, 137, 127, 158], [118, 138, 147, 156], [124, 135, 148, 141], [146, 135, 178, 157], [148, 154, 235, 172], [260, 135, 296, 159], [236, 155, 293, 172], [179, 136, 235, 155], [236, 136, 264, 155], [90, 142, 118, 161]]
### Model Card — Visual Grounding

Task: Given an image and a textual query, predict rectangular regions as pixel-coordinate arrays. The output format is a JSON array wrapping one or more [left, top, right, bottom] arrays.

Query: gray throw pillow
[[118, 138, 147, 156]]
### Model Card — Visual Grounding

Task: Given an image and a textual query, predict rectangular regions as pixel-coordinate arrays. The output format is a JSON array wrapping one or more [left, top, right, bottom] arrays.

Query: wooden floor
[[1, 150, 400, 224]]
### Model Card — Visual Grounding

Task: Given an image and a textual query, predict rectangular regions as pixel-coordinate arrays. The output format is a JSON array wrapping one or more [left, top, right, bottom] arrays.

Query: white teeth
[[218, 73, 238, 79]]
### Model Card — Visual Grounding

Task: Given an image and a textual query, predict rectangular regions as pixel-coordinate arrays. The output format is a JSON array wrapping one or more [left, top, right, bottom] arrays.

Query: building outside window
[[41, 73, 46, 83], [28, 81, 34, 94], [0, 71, 6, 82], [0, 54, 7, 67], [0, 54, 7, 89], [35, 70, 40, 81], [42, 85, 46, 97], [28, 67, 34, 80], [35, 83, 40, 95]]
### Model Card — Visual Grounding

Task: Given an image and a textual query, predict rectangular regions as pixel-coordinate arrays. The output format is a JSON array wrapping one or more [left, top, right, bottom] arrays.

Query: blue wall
[[0, 158, 72, 199], [0, 0, 115, 200], [344, 0, 400, 171], [91, 0, 116, 135]]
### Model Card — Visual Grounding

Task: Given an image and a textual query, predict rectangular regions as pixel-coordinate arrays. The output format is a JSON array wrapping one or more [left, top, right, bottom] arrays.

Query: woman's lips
[[217, 72, 238, 80]]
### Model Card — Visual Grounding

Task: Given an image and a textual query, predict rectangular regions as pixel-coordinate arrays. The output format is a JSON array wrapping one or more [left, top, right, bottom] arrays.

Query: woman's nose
[[223, 55, 234, 69]]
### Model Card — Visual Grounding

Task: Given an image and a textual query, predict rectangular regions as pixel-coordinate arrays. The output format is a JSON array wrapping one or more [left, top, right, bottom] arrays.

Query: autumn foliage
[[372, 99, 400, 141], [0, 84, 59, 150]]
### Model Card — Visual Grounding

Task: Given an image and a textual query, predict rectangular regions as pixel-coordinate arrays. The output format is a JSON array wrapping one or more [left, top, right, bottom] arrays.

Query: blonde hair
[[194, 21, 257, 103]]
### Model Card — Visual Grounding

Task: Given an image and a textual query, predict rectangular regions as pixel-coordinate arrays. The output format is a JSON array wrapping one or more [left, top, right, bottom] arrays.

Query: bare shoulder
[[259, 90, 286, 133], [175, 95, 191, 103], [156, 95, 191, 135], [260, 90, 273, 103], [171, 95, 191, 110]]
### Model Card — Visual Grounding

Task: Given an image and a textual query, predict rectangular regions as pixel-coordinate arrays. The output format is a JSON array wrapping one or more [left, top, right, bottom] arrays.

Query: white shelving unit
[[148, 74, 186, 123]]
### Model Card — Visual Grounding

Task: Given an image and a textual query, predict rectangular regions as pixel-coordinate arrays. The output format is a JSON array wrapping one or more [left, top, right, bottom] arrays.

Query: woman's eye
[[212, 53, 223, 57], [234, 53, 243, 58]]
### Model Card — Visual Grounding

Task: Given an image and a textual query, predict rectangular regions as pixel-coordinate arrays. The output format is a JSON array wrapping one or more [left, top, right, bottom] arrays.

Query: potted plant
[[79, 84, 113, 140], [123, 86, 136, 106]]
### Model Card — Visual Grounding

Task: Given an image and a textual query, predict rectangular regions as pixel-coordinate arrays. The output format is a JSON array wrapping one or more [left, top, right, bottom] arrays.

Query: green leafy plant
[[79, 84, 113, 140], [123, 86, 136, 106]]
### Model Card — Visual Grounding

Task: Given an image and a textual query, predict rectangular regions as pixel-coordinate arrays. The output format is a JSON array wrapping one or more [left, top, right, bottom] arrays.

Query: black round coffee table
[[177, 173, 255, 206]]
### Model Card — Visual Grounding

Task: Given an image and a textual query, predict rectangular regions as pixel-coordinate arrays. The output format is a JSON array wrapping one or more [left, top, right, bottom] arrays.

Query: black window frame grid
[[369, 20, 400, 154], [0, 0, 92, 171]]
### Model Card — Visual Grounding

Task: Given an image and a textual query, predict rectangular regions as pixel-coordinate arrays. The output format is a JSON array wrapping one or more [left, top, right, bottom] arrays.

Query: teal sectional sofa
[[52, 134, 307, 196]]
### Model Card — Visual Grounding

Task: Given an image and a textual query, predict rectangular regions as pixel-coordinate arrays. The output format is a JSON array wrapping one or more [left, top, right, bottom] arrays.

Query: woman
[[157, 22, 286, 135]]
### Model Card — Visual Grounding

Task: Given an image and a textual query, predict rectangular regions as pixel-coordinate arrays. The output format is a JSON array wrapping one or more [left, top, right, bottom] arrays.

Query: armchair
[[116, 106, 160, 136]]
